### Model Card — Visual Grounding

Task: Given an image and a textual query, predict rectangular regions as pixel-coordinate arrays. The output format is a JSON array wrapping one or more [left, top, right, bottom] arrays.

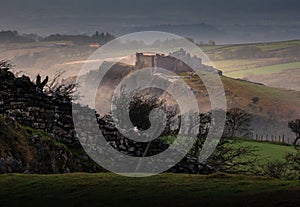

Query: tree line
[[0, 30, 115, 44], [109, 90, 300, 178]]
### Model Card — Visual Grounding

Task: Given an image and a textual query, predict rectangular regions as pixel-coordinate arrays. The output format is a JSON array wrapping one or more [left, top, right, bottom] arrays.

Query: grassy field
[[184, 73, 300, 120], [212, 59, 266, 72], [0, 130, 298, 207], [226, 62, 300, 78], [233, 140, 297, 163], [2, 140, 297, 207], [255, 40, 300, 51], [198, 40, 300, 91], [0, 173, 299, 207], [199, 40, 300, 53]]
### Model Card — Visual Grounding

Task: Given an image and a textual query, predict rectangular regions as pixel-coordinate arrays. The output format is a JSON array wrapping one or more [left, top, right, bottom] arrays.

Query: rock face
[[0, 67, 215, 174]]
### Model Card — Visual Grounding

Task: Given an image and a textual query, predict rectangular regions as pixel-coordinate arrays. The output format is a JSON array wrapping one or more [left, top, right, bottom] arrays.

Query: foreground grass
[[0, 173, 299, 207]]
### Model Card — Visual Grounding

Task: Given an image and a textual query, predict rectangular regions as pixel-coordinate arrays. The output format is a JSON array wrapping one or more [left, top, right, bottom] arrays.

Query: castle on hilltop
[[135, 49, 222, 75]]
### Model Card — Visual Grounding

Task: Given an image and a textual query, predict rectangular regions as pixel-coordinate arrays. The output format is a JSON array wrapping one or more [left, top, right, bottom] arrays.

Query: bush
[[206, 138, 257, 174], [288, 119, 300, 149], [260, 160, 287, 179], [285, 152, 300, 180]]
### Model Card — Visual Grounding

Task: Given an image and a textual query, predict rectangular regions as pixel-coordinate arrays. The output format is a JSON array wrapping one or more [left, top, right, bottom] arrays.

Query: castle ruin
[[135, 50, 222, 75]]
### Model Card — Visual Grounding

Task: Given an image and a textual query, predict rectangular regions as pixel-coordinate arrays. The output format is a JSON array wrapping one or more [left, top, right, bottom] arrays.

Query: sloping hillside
[[83, 61, 299, 142], [183, 73, 300, 142], [1, 39, 299, 90], [182, 73, 300, 121], [200, 40, 300, 90]]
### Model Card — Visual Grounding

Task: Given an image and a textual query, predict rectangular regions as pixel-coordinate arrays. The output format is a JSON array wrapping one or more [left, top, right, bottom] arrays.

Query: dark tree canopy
[[288, 119, 300, 149], [225, 108, 253, 138]]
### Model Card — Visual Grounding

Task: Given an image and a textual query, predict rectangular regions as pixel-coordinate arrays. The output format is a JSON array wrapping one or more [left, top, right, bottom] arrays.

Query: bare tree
[[288, 119, 300, 149], [207, 139, 257, 174], [43, 69, 78, 100], [111, 87, 179, 134], [225, 108, 253, 139], [261, 160, 287, 179]]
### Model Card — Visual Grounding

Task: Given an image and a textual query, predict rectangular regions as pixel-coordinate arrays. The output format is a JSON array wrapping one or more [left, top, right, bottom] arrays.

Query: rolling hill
[[200, 40, 300, 91], [1, 39, 299, 90], [78, 60, 299, 143], [182, 73, 300, 143], [1, 39, 299, 143]]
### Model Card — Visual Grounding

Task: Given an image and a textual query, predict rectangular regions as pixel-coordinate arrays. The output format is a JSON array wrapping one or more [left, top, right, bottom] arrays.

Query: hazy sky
[[0, 0, 300, 43]]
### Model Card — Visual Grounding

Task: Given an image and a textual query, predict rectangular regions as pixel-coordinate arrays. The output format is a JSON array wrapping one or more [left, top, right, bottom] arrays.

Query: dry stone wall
[[0, 69, 76, 145], [0, 67, 215, 174]]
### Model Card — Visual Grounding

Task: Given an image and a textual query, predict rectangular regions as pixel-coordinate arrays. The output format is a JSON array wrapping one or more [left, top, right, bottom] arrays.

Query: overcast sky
[[0, 0, 300, 43]]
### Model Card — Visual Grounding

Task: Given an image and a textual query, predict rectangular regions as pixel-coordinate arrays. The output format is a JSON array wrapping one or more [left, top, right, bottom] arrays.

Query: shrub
[[261, 160, 287, 179]]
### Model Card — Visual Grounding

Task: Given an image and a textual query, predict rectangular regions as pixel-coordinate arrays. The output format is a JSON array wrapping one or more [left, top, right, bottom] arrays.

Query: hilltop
[[82, 57, 300, 143]]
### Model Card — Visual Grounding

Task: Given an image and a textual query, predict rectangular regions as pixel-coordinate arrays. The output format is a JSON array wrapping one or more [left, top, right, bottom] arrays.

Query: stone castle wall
[[0, 69, 76, 145], [135, 53, 193, 73], [135, 52, 222, 75]]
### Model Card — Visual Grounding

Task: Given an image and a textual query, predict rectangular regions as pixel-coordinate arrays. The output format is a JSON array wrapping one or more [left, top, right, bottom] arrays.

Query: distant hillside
[[79, 60, 299, 143], [184, 73, 300, 142], [1, 38, 299, 142], [1, 38, 299, 91], [201, 40, 300, 91], [125, 23, 221, 42], [184, 74, 300, 119]]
